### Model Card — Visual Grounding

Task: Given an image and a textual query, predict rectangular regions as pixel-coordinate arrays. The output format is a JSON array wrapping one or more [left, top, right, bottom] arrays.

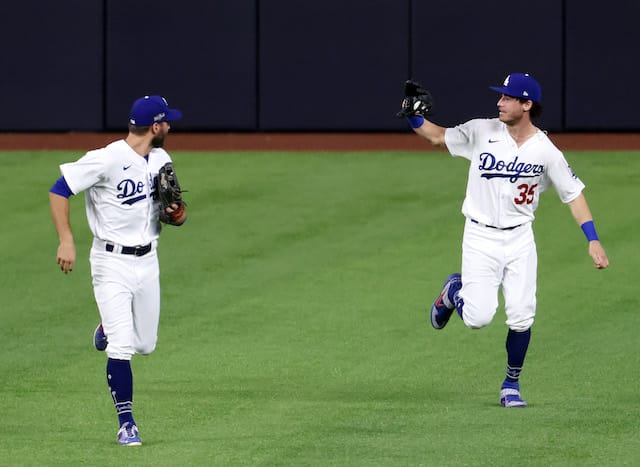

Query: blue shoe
[[93, 324, 108, 351], [430, 273, 462, 329], [500, 381, 528, 408], [117, 422, 142, 446]]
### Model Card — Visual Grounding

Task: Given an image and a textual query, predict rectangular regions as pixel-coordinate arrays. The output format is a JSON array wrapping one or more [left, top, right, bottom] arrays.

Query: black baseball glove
[[396, 79, 435, 118], [156, 162, 187, 225]]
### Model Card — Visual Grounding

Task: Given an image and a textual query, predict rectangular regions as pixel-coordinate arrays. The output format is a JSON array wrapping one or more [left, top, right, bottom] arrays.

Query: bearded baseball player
[[49, 95, 187, 445], [398, 73, 609, 407]]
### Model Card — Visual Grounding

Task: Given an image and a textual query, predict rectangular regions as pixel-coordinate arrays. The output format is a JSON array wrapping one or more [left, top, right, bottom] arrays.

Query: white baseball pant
[[90, 239, 161, 360], [458, 219, 537, 332]]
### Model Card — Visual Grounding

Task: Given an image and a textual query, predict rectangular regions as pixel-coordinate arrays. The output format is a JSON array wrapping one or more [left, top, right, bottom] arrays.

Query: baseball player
[[49, 95, 187, 445], [398, 73, 609, 407]]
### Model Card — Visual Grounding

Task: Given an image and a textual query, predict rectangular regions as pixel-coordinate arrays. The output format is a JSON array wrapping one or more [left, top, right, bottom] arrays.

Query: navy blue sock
[[504, 328, 531, 384], [106, 358, 135, 427]]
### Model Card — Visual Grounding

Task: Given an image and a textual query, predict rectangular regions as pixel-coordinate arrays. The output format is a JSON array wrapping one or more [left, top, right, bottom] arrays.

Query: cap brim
[[489, 86, 537, 102], [163, 108, 182, 122], [489, 86, 512, 96]]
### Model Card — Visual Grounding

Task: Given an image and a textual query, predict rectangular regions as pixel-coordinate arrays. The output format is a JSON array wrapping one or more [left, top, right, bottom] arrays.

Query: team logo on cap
[[153, 112, 166, 122]]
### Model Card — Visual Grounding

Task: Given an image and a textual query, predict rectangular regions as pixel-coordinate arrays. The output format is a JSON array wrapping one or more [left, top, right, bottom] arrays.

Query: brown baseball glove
[[156, 162, 187, 225]]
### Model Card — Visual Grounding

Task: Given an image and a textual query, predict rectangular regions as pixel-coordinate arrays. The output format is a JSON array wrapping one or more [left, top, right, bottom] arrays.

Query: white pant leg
[[459, 220, 503, 329], [131, 251, 160, 355], [90, 248, 136, 360], [90, 247, 161, 359], [502, 224, 537, 331]]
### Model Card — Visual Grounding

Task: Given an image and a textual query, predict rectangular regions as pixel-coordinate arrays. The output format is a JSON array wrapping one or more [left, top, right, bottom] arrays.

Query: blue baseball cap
[[489, 73, 541, 103], [129, 95, 183, 126]]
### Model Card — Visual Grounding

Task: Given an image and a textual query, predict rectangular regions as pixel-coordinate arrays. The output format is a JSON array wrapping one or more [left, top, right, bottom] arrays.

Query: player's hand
[[165, 202, 187, 225], [56, 241, 76, 274], [588, 240, 609, 269], [396, 79, 435, 118]]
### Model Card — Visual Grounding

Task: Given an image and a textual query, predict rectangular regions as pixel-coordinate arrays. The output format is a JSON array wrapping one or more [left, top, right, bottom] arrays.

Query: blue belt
[[106, 243, 152, 256], [470, 219, 522, 231]]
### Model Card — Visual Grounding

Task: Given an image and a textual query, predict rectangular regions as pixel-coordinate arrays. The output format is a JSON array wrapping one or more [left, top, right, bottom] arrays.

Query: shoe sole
[[120, 441, 142, 446], [500, 401, 528, 408]]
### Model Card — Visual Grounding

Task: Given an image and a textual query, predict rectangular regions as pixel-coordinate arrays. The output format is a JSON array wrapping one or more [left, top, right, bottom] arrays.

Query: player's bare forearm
[[412, 119, 447, 147], [567, 193, 594, 225], [49, 192, 73, 241], [567, 193, 609, 269], [49, 192, 76, 273]]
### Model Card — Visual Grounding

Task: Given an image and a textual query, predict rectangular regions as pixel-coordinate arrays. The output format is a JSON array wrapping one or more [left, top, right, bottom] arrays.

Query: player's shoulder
[[535, 131, 564, 156], [148, 148, 173, 173], [74, 144, 111, 164], [457, 117, 501, 132], [95, 139, 136, 167], [149, 147, 172, 163], [103, 139, 131, 155], [85, 139, 129, 160]]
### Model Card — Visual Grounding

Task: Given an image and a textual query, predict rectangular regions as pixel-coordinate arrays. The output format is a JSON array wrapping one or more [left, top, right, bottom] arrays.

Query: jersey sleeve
[[444, 120, 480, 160], [152, 147, 173, 165], [546, 149, 585, 203], [59, 149, 106, 194]]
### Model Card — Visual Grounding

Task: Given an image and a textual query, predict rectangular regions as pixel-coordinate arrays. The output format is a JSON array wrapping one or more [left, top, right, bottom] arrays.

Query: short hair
[[128, 123, 150, 135], [518, 98, 543, 119]]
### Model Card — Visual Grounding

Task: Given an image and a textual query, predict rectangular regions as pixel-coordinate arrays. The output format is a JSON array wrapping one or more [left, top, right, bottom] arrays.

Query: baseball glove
[[396, 79, 435, 118], [156, 162, 187, 225]]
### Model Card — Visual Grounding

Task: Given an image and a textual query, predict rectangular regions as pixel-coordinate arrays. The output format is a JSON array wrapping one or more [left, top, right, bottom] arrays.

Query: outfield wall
[[0, 1, 638, 133]]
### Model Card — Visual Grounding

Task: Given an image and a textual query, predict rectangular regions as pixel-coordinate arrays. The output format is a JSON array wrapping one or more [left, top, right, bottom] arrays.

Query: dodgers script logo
[[117, 178, 147, 205], [116, 174, 157, 205], [478, 153, 544, 183], [115, 172, 159, 205]]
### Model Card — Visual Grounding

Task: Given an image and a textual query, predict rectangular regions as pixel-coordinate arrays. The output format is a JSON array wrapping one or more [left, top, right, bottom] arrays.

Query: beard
[[151, 132, 165, 148]]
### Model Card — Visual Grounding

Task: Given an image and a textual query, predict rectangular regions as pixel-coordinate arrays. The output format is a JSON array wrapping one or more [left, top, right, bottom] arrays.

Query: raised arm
[[567, 193, 609, 269], [397, 79, 447, 147], [411, 118, 447, 146]]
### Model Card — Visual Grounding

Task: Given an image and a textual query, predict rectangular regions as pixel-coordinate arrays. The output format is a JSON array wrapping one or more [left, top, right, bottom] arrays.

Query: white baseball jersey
[[60, 139, 171, 246], [60, 139, 175, 360], [443, 118, 585, 331], [445, 118, 585, 228]]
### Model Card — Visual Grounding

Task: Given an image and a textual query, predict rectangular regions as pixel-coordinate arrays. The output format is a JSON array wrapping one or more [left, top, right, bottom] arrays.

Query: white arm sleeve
[[59, 149, 106, 194]]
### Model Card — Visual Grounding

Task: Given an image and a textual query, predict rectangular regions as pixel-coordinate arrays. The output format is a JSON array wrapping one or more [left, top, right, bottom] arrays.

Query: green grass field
[[1, 148, 638, 466]]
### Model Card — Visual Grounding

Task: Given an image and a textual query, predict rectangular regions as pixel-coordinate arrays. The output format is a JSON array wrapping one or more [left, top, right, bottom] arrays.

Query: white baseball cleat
[[500, 382, 528, 408], [117, 422, 142, 446]]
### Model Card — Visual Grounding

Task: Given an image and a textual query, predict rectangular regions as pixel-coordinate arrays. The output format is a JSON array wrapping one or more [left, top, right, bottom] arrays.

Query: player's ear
[[523, 100, 533, 112]]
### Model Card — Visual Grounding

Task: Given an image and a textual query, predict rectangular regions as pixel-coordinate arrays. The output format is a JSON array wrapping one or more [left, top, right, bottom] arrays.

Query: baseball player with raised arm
[[49, 95, 187, 445], [398, 73, 609, 407]]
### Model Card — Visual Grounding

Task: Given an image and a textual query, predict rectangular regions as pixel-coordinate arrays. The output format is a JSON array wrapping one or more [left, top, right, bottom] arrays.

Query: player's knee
[[460, 305, 494, 329], [462, 314, 493, 329], [134, 342, 156, 355], [457, 298, 496, 329]]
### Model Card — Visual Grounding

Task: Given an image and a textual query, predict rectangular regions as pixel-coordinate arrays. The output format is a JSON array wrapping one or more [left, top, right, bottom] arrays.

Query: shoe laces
[[119, 423, 137, 438]]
